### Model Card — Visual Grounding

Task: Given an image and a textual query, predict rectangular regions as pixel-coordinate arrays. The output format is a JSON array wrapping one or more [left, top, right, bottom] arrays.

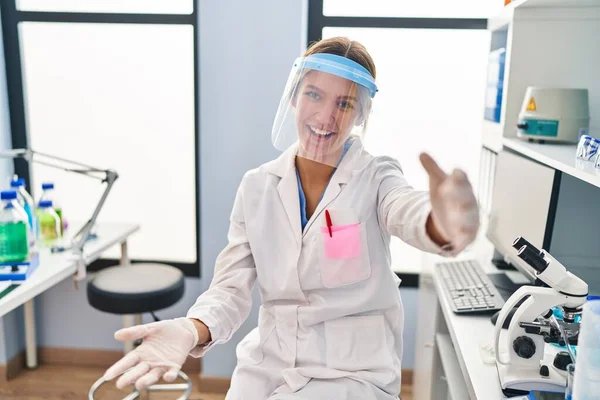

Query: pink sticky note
[[320, 223, 361, 259]]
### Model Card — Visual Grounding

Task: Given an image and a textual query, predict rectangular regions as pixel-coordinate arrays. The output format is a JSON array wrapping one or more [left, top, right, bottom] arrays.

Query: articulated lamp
[[0, 148, 118, 281]]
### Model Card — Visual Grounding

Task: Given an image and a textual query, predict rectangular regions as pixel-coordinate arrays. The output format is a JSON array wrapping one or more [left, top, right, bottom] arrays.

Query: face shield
[[271, 53, 377, 167]]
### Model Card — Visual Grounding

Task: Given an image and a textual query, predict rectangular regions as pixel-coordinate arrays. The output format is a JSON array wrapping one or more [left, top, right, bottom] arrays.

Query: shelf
[[490, 0, 599, 30], [505, 0, 600, 8], [435, 333, 470, 400], [503, 137, 600, 189], [482, 120, 504, 153]]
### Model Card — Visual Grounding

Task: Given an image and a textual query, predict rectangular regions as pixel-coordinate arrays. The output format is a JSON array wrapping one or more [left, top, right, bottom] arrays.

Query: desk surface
[[0, 223, 139, 318], [433, 264, 506, 399]]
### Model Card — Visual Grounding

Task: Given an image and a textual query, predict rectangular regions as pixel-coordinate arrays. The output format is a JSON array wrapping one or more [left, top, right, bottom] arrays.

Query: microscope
[[493, 236, 588, 396]]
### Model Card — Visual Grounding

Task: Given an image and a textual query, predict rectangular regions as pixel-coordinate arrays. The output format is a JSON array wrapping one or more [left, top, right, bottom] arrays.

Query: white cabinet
[[413, 273, 439, 400], [413, 273, 469, 400]]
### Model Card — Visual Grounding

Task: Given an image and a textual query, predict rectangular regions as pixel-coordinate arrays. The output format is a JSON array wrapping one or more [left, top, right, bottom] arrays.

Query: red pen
[[325, 209, 333, 237]]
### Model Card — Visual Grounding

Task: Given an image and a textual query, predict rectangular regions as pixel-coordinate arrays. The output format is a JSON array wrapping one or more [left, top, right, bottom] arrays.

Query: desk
[[0, 223, 140, 368], [413, 237, 512, 400]]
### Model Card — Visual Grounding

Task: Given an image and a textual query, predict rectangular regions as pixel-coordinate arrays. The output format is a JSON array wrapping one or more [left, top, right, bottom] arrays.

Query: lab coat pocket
[[325, 314, 393, 372], [236, 308, 275, 366], [319, 223, 371, 288]]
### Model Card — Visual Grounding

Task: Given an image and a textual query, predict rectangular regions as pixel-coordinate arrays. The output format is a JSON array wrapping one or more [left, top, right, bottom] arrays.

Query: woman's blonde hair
[[304, 36, 376, 79]]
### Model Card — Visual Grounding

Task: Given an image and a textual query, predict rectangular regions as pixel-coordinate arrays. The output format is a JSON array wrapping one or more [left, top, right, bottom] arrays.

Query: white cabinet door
[[412, 273, 441, 400]]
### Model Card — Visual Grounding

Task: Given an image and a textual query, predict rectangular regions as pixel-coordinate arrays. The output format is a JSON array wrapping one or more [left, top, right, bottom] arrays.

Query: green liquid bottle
[[39, 182, 63, 235], [11, 177, 37, 248], [0, 190, 30, 263], [36, 200, 61, 246]]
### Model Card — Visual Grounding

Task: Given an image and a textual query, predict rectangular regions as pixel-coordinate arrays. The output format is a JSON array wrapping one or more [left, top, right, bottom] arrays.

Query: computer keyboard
[[436, 259, 506, 314]]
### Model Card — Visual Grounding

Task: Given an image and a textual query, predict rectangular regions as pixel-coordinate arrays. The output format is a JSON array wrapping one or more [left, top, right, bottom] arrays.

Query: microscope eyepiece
[[513, 236, 541, 255], [518, 245, 549, 273]]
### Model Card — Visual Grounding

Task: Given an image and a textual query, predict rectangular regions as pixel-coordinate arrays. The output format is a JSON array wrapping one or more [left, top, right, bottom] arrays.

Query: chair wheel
[[88, 370, 193, 400]]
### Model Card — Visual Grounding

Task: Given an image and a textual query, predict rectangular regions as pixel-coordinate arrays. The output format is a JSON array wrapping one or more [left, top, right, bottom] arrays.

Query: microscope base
[[497, 359, 567, 395]]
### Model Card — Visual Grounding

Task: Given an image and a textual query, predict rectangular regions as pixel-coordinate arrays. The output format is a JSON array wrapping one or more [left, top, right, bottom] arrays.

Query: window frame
[[0, 0, 201, 277], [308, 0, 488, 287], [308, 0, 488, 44]]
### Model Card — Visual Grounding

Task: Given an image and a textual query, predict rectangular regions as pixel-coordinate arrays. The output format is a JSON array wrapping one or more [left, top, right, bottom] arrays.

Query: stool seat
[[87, 263, 184, 314]]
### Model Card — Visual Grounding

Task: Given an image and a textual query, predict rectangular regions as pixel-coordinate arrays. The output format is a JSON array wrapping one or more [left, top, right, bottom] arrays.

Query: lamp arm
[[0, 148, 119, 275], [71, 169, 118, 256]]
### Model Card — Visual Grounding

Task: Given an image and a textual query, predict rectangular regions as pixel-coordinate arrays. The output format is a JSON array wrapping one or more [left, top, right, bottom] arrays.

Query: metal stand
[[88, 370, 193, 400]]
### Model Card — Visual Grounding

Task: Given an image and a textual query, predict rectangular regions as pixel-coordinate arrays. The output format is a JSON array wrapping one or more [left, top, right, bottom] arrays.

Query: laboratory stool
[[86, 263, 192, 400]]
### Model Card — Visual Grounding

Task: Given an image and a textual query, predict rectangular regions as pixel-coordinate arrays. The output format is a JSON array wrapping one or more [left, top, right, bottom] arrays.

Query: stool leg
[[24, 299, 37, 368], [120, 241, 130, 266], [122, 314, 143, 353], [122, 315, 135, 354], [120, 240, 137, 354]]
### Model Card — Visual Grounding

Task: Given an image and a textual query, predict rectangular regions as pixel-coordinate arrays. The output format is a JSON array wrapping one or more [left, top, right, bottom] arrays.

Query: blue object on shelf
[[484, 48, 506, 123], [487, 48, 506, 83], [0, 252, 40, 281]]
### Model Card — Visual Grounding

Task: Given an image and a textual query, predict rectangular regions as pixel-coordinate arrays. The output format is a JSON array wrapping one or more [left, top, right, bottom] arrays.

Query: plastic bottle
[[572, 299, 600, 399], [39, 182, 63, 234], [0, 190, 30, 263], [10, 177, 37, 245], [36, 200, 61, 245]]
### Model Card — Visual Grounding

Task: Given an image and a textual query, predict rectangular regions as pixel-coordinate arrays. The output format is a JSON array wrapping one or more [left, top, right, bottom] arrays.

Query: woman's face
[[294, 70, 360, 164]]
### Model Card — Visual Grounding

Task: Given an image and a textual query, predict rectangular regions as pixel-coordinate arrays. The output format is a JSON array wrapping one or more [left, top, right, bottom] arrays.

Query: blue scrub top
[[296, 140, 351, 230]]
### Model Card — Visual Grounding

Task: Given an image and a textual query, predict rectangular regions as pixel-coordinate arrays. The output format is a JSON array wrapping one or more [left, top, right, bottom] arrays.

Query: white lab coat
[[187, 137, 445, 399]]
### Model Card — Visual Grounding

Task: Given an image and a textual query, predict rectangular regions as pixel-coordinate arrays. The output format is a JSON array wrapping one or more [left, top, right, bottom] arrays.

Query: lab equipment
[[576, 135, 600, 161], [494, 236, 588, 395], [516, 87, 590, 144], [10, 177, 36, 243], [39, 182, 64, 234], [503, 393, 566, 400], [484, 48, 506, 123], [0, 190, 30, 263], [492, 306, 519, 329], [436, 259, 506, 313], [503, 395, 562, 400], [595, 150, 600, 170], [36, 200, 61, 245], [0, 149, 118, 281], [271, 53, 377, 167], [571, 299, 600, 399], [566, 363, 575, 400], [0, 252, 39, 281]]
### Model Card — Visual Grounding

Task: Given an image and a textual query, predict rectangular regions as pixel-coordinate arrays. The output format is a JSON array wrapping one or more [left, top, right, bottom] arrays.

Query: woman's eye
[[305, 91, 320, 100], [338, 100, 354, 110]]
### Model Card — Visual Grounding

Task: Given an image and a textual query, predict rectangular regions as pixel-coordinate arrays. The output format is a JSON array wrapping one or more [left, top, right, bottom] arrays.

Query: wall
[[0, 0, 309, 377]]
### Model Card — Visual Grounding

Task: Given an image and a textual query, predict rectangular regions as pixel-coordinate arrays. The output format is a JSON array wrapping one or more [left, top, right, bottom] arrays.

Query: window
[[1, 0, 199, 275], [323, 0, 501, 19], [17, 0, 193, 14], [310, 1, 491, 273]]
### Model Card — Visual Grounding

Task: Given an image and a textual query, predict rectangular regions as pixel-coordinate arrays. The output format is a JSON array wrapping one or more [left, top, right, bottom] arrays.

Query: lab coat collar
[[267, 137, 369, 242]]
